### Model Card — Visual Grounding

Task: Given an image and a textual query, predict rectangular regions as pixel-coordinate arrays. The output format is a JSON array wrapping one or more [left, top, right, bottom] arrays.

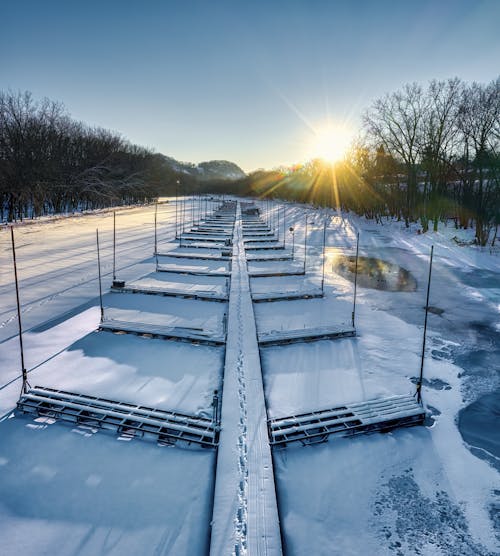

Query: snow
[[103, 291, 225, 335], [257, 205, 500, 554], [0, 198, 499, 555], [0, 416, 215, 556], [125, 271, 228, 298], [0, 200, 223, 556]]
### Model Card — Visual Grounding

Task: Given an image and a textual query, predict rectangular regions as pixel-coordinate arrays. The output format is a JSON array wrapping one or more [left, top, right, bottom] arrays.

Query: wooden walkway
[[268, 395, 425, 446], [17, 386, 218, 448], [210, 202, 282, 555]]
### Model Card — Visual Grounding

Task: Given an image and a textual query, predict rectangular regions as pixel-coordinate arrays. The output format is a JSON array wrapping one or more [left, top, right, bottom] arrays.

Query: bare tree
[[363, 83, 426, 226]]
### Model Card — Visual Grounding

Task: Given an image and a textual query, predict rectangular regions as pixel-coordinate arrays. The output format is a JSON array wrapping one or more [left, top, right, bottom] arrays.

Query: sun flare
[[307, 123, 353, 164]]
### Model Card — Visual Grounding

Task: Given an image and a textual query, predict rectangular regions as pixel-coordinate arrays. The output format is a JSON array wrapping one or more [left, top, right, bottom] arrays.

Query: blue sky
[[2, 0, 499, 171]]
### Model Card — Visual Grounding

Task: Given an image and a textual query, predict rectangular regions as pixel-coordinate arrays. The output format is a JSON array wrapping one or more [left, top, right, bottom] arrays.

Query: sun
[[307, 123, 353, 164]]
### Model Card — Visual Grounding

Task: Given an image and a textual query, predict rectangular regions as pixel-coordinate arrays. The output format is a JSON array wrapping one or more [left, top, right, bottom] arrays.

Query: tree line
[[234, 77, 499, 246], [0, 90, 183, 222]]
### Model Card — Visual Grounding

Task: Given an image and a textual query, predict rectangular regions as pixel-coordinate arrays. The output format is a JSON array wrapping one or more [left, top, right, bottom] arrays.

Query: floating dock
[[258, 324, 356, 346], [157, 252, 232, 261], [110, 284, 228, 302], [99, 319, 225, 346], [157, 265, 231, 277], [268, 395, 425, 447], [249, 269, 305, 277], [252, 289, 324, 302], [17, 386, 218, 448], [246, 253, 293, 262]]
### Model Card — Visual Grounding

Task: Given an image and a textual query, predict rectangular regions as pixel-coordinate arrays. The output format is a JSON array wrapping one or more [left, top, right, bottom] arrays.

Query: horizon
[[2, 0, 500, 172]]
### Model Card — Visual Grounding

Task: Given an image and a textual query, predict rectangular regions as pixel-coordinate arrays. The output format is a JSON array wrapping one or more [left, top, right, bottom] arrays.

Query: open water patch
[[332, 255, 417, 292], [458, 391, 500, 471]]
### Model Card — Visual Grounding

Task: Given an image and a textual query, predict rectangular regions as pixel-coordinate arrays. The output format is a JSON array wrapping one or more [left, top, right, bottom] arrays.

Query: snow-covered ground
[[0, 200, 223, 555], [0, 199, 499, 555], [258, 203, 500, 555]]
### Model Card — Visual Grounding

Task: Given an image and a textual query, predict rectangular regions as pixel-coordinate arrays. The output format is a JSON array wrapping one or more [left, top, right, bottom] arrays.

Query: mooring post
[[277, 202, 280, 242], [212, 390, 219, 425], [154, 201, 158, 256], [191, 193, 195, 228], [283, 206, 286, 248], [417, 245, 434, 404], [352, 231, 360, 328], [96, 229, 104, 323], [321, 219, 327, 292], [283, 205, 286, 247], [304, 215, 308, 273], [113, 211, 116, 281], [10, 226, 29, 395], [175, 183, 178, 238]]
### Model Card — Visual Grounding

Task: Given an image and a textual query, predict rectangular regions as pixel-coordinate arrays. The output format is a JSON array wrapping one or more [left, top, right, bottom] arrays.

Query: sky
[[1, 0, 499, 172]]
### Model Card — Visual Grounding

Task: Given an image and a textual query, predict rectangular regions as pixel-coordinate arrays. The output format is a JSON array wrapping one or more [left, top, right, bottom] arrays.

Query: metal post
[[277, 203, 280, 241], [175, 183, 178, 238], [283, 205, 286, 247], [321, 220, 327, 292], [304, 216, 308, 273], [10, 226, 29, 395], [181, 193, 184, 235], [113, 211, 116, 280], [417, 245, 434, 404], [352, 232, 359, 328], [96, 229, 104, 323], [212, 390, 219, 425], [191, 193, 195, 228], [290, 227, 295, 260], [154, 202, 158, 255]]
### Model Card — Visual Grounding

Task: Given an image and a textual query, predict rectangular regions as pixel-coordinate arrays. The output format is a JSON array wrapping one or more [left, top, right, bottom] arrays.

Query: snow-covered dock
[[179, 237, 231, 251], [252, 289, 324, 302], [157, 264, 231, 277], [244, 237, 279, 243], [242, 231, 274, 237], [17, 386, 218, 447], [158, 251, 231, 261], [268, 395, 425, 446], [258, 324, 356, 346], [110, 283, 229, 302], [99, 319, 225, 346], [179, 234, 232, 242], [246, 253, 293, 261], [249, 269, 305, 277], [210, 204, 282, 555], [245, 243, 285, 250]]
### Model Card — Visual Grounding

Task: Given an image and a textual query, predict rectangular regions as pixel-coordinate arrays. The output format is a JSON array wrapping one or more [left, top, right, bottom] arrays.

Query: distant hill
[[162, 155, 246, 182]]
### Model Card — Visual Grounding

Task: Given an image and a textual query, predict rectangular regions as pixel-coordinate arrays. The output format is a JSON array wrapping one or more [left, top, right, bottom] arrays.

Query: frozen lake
[[1, 200, 498, 554]]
